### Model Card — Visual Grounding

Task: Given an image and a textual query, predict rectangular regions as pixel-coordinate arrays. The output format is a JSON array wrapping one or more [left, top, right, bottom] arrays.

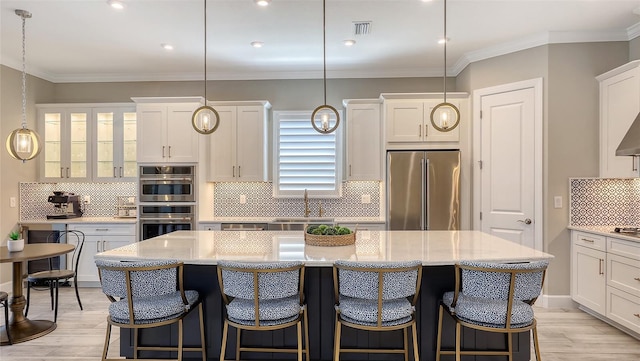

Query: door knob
[[517, 218, 532, 225]]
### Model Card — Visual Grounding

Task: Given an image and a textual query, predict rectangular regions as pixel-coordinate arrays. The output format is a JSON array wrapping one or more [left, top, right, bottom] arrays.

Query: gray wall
[[456, 42, 628, 297], [1, 65, 55, 284]]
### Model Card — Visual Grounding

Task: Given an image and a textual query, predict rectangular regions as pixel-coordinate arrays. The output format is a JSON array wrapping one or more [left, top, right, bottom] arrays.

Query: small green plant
[[306, 225, 352, 235], [8, 231, 21, 240]]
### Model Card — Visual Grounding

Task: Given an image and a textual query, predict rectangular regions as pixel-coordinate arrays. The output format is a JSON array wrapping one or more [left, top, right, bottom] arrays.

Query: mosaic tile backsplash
[[20, 182, 137, 220], [212, 181, 381, 218], [569, 178, 640, 226]]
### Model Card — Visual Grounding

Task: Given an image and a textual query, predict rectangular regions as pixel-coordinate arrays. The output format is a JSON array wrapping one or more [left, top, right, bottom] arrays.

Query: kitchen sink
[[267, 217, 335, 231]]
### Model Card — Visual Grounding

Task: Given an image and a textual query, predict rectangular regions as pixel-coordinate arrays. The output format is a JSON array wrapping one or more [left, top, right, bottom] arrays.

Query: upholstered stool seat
[[108, 290, 199, 325], [442, 291, 534, 328], [227, 294, 301, 326], [338, 295, 413, 327]]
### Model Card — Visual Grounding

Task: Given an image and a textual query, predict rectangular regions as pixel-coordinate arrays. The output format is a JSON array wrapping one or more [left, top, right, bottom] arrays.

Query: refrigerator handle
[[421, 158, 426, 230], [425, 158, 430, 230]]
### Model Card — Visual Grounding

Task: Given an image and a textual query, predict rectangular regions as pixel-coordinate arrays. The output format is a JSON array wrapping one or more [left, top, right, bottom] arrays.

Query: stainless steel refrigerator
[[386, 150, 460, 230]]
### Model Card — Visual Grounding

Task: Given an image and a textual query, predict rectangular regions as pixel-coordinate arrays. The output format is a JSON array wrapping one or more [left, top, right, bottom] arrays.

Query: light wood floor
[[1, 287, 639, 361]]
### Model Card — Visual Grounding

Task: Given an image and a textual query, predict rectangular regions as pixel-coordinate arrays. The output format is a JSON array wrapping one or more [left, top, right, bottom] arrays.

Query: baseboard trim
[[537, 294, 577, 309]]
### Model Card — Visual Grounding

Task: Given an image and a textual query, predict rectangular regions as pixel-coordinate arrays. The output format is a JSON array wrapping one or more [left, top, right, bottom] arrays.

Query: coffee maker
[[46, 191, 83, 219]]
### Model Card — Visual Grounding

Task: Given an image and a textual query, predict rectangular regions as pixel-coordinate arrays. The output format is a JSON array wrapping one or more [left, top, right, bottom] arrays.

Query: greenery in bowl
[[8, 231, 21, 240], [306, 224, 352, 236]]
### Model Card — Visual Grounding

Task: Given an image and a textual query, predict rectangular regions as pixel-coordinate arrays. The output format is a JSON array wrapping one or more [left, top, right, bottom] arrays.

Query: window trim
[[272, 110, 343, 199]]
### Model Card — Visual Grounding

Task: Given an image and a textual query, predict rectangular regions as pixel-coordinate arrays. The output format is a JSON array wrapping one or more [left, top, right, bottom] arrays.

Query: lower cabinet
[[67, 223, 136, 286], [571, 229, 640, 337]]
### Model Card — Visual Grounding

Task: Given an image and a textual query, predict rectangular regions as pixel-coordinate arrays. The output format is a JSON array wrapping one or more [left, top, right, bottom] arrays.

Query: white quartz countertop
[[20, 217, 137, 225], [568, 225, 640, 243], [95, 230, 553, 266]]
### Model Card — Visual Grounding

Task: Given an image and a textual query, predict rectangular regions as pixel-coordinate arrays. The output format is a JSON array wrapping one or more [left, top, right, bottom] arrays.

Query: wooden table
[[0, 243, 75, 345]]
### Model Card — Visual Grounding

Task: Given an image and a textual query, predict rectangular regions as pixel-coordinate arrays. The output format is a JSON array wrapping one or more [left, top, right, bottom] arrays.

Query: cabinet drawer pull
[[581, 238, 595, 243], [232, 166, 235, 177], [113, 167, 117, 178], [168, 146, 171, 158], [425, 124, 428, 137], [120, 167, 123, 178], [67, 167, 70, 178], [60, 167, 64, 178], [162, 146, 166, 158], [599, 259, 604, 275], [418, 124, 421, 137], [349, 164, 352, 177], [238, 166, 241, 178], [95, 228, 109, 231]]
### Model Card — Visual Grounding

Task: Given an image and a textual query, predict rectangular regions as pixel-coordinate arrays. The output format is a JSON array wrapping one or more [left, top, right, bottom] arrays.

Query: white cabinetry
[[38, 105, 91, 181], [207, 101, 271, 182], [606, 237, 640, 334], [382, 94, 467, 145], [344, 99, 382, 181], [134, 97, 202, 163], [597, 60, 640, 178], [199, 222, 222, 231], [571, 231, 606, 314], [67, 223, 136, 286], [571, 229, 640, 337], [93, 106, 137, 181]]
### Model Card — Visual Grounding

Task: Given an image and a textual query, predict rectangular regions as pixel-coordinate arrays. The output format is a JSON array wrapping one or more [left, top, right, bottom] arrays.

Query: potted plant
[[7, 231, 24, 252]]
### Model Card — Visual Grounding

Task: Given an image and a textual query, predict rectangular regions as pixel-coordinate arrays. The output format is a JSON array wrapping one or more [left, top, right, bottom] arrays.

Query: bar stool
[[217, 260, 308, 361], [435, 260, 549, 361], [332, 260, 423, 361], [0, 291, 11, 344]]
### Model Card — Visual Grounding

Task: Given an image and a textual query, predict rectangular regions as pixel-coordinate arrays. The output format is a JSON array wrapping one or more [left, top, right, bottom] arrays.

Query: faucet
[[304, 189, 311, 217]]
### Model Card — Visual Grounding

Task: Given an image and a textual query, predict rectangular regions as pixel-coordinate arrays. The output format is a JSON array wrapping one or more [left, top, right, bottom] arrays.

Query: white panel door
[[166, 104, 199, 163], [385, 101, 423, 142], [480, 88, 535, 248], [137, 106, 166, 163], [208, 106, 237, 181], [236, 106, 265, 181]]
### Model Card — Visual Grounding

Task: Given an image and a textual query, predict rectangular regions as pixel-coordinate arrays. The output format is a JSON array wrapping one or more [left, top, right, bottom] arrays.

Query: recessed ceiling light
[[107, 0, 124, 10], [255, 0, 271, 7], [161, 43, 174, 51], [251, 41, 264, 48], [343, 39, 356, 47]]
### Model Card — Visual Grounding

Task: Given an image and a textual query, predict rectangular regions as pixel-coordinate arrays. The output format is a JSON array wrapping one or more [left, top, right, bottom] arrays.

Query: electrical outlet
[[84, 195, 91, 204], [239, 194, 247, 204], [554, 196, 562, 209], [10, 197, 16, 208], [361, 194, 371, 204]]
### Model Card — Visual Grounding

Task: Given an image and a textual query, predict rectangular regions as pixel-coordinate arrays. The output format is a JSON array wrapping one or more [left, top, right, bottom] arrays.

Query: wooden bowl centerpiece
[[304, 225, 355, 246]]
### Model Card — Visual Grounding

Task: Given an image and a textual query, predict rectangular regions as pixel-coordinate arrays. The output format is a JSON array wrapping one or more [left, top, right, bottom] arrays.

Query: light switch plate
[[554, 196, 562, 209], [239, 194, 247, 204], [84, 195, 91, 204], [9, 197, 16, 208], [361, 194, 371, 204]]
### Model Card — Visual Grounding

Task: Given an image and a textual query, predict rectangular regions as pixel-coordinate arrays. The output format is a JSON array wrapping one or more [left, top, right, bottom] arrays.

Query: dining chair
[[95, 259, 206, 361], [217, 260, 308, 361], [25, 230, 85, 322], [435, 260, 549, 361], [0, 291, 11, 344], [332, 259, 423, 361]]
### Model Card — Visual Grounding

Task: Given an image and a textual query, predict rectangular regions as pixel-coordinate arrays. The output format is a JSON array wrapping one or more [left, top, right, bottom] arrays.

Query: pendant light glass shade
[[6, 9, 41, 162], [430, 0, 460, 132], [311, 0, 340, 134], [192, 0, 219, 135]]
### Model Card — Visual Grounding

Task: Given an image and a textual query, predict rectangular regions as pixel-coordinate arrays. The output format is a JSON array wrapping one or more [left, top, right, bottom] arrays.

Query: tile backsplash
[[212, 181, 381, 218], [20, 181, 380, 220], [20, 182, 137, 220], [569, 178, 640, 226]]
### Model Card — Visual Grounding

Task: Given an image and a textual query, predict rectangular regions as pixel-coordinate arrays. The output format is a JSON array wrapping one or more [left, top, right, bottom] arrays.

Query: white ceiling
[[1, 0, 640, 83]]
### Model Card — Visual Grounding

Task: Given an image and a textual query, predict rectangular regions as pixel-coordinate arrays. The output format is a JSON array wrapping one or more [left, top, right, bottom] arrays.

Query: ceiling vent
[[352, 21, 372, 36]]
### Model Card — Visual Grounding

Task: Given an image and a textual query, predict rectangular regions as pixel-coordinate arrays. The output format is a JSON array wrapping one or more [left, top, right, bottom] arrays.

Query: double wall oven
[[139, 165, 196, 240]]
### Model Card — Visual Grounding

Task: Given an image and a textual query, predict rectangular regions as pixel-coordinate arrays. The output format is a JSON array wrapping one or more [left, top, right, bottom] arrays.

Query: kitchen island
[[96, 230, 553, 361]]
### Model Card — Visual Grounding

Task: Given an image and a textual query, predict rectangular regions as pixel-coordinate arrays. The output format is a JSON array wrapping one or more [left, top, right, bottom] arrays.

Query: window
[[273, 110, 342, 198]]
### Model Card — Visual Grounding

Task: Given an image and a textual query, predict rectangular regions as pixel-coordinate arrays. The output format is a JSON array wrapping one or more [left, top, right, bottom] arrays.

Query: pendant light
[[311, 0, 340, 134], [6, 9, 42, 162], [192, 0, 220, 134], [430, 0, 460, 132]]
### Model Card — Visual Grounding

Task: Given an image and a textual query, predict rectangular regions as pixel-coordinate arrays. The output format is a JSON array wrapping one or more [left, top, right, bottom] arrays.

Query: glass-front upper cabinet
[[38, 106, 91, 181], [94, 107, 137, 181]]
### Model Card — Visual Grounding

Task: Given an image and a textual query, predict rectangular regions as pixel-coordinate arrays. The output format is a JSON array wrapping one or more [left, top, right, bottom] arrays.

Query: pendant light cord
[[443, 0, 447, 103], [21, 13, 27, 129], [203, 0, 208, 100], [323, 0, 327, 105]]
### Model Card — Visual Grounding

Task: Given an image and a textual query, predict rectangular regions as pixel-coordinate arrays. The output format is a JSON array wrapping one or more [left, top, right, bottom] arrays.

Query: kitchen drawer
[[573, 231, 606, 251], [608, 237, 640, 261], [68, 223, 136, 236], [606, 286, 640, 335], [608, 253, 640, 297]]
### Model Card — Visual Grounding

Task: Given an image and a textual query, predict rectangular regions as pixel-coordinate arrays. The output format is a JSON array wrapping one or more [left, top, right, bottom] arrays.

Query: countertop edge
[[568, 225, 640, 243]]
